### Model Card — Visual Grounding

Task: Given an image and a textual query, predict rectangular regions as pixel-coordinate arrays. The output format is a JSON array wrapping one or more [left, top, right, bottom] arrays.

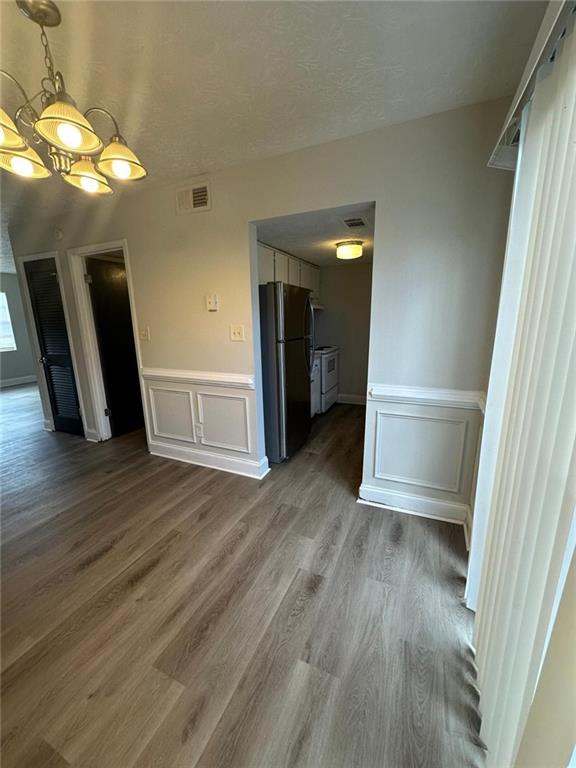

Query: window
[[0, 293, 17, 352]]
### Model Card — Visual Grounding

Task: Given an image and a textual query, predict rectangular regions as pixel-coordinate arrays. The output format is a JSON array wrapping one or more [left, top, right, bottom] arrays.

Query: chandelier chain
[[39, 26, 56, 89]]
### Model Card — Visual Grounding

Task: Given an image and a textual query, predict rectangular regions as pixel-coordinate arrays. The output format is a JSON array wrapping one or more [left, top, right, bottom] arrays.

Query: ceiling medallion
[[0, 0, 147, 193]]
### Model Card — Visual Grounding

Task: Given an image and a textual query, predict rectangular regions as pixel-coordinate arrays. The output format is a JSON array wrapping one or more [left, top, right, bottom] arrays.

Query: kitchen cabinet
[[257, 244, 275, 285], [300, 261, 313, 291], [274, 251, 289, 283], [310, 266, 320, 298], [300, 262, 320, 298], [288, 256, 300, 287], [256, 243, 321, 299]]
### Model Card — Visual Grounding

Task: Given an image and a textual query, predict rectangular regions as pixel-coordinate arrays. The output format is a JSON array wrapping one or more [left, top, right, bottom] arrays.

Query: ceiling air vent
[[176, 182, 211, 214], [343, 217, 366, 229]]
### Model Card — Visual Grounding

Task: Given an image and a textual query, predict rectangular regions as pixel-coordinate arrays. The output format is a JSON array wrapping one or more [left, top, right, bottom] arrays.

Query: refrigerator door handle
[[309, 296, 315, 362], [277, 341, 287, 459], [275, 281, 285, 342], [303, 295, 314, 375]]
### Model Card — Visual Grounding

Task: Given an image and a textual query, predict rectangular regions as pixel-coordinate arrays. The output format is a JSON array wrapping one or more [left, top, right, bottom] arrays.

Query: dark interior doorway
[[86, 254, 144, 437], [23, 258, 84, 437]]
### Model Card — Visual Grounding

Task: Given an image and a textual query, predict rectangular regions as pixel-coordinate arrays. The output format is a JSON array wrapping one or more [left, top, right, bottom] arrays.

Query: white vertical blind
[[473, 15, 576, 768]]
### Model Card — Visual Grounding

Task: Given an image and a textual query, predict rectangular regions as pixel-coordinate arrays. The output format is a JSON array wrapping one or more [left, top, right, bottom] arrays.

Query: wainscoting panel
[[360, 385, 485, 524], [196, 392, 251, 453], [141, 368, 268, 479], [374, 411, 467, 493], [149, 387, 196, 443]]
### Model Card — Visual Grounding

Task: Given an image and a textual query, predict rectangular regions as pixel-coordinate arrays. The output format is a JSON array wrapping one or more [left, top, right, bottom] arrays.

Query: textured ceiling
[[257, 202, 375, 266], [0, 0, 546, 271]]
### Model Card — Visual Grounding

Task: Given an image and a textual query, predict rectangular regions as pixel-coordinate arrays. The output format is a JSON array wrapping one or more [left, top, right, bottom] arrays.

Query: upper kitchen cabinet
[[257, 244, 275, 284], [256, 243, 320, 297], [288, 256, 300, 287], [273, 250, 289, 283], [300, 262, 321, 298]]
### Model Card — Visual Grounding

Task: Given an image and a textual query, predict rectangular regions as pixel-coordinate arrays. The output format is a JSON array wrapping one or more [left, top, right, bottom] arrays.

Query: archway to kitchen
[[250, 202, 375, 495]]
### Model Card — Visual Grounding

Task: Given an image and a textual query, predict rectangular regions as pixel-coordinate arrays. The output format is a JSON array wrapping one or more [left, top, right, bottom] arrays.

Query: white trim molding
[[148, 440, 269, 480], [0, 374, 37, 388], [358, 486, 469, 524], [141, 367, 255, 389], [67, 246, 112, 441], [368, 383, 486, 411]]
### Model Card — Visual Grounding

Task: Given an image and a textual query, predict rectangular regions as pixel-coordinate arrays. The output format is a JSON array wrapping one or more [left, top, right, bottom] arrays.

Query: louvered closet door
[[24, 259, 84, 436]]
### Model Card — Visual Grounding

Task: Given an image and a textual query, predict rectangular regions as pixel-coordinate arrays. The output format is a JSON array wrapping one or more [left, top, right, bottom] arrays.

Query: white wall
[[315, 263, 372, 399], [9, 98, 512, 491]]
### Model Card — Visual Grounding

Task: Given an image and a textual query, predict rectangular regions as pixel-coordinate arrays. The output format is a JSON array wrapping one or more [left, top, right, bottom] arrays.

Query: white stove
[[311, 346, 339, 415]]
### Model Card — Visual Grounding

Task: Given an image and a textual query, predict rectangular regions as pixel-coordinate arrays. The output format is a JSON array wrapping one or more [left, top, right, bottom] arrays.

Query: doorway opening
[[19, 254, 85, 437], [69, 244, 144, 440], [0, 265, 51, 440], [252, 202, 374, 484]]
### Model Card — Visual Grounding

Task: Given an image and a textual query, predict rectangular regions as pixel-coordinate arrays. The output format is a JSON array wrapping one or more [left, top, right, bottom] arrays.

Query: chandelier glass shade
[[0, 0, 147, 195], [0, 143, 51, 178], [35, 98, 104, 154], [97, 136, 147, 181], [63, 157, 112, 194], [0, 107, 26, 150]]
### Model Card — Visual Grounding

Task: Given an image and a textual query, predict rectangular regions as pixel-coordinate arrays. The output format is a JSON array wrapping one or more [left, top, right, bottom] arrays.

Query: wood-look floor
[[1, 384, 484, 768]]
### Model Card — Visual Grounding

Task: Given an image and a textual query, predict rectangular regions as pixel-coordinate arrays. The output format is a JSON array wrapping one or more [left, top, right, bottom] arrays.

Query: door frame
[[15, 250, 89, 436], [67, 239, 147, 442]]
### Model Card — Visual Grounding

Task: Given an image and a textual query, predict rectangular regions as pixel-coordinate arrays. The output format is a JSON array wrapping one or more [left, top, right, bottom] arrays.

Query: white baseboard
[[0, 375, 37, 389], [148, 439, 270, 480], [337, 393, 366, 405], [358, 483, 468, 524]]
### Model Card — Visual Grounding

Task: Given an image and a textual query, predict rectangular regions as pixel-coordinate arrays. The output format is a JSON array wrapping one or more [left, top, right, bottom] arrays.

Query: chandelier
[[0, 0, 147, 195]]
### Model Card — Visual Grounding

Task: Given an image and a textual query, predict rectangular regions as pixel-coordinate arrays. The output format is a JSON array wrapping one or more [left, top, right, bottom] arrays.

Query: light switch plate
[[206, 294, 219, 312], [139, 326, 151, 341], [230, 324, 245, 341]]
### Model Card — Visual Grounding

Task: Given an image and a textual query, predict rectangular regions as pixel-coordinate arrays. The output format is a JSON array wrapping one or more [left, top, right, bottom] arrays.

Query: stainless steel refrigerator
[[259, 282, 313, 463]]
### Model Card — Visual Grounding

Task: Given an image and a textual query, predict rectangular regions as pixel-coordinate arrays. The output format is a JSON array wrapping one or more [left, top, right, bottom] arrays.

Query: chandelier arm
[[14, 105, 37, 128], [41, 77, 56, 94], [84, 107, 121, 137], [25, 90, 45, 109], [0, 69, 33, 107]]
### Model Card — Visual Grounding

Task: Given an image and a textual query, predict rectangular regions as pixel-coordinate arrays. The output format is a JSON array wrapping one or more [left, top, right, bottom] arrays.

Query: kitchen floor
[[1, 390, 484, 767]]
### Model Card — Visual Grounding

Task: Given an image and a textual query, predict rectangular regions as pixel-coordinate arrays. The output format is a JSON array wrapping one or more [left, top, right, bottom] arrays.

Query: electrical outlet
[[195, 424, 204, 437], [139, 326, 151, 341], [230, 324, 245, 341]]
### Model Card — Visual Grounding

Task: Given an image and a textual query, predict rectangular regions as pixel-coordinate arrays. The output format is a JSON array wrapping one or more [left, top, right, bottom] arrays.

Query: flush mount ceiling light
[[336, 240, 363, 260], [0, 0, 147, 193]]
